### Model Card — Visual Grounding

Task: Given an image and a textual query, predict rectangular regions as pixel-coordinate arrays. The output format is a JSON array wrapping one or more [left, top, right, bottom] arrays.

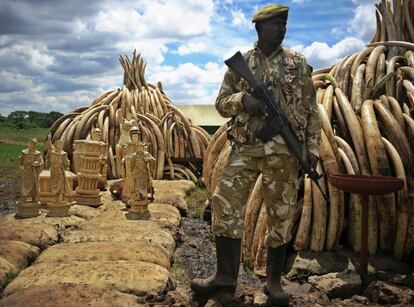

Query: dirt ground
[[167, 188, 413, 306], [174, 210, 303, 306], [0, 178, 19, 216], [170, 188, 338, 306], [173, 214, 265, 306]]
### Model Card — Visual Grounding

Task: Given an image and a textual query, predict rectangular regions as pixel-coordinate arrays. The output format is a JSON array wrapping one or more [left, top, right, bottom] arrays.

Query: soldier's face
[[257, 16, 287, 46]]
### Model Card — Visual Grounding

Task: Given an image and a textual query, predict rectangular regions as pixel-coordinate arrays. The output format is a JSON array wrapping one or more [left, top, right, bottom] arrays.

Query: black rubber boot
[[264, 244, 290, 306], [191, 236, 241, 299]]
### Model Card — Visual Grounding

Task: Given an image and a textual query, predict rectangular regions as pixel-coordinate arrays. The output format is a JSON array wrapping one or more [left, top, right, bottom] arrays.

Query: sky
[[0, 0, 379, 116]]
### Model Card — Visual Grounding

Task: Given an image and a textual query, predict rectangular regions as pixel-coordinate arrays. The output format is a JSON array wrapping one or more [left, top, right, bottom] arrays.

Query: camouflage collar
[[253, 41, 283, 59]]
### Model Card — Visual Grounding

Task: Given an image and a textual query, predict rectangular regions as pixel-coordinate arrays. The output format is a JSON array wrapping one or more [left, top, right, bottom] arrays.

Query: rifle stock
[[224, 51, 258, 89]]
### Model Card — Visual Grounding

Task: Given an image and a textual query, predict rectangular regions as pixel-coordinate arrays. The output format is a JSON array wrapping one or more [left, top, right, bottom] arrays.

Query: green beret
[[252, 4, 289, 23]]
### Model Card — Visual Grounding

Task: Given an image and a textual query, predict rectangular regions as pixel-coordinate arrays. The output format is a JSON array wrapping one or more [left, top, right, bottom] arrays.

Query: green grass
[[0, 143, 45, 181], [0, 143, 26, 163], [0, 143, 25, 181], [171, 261, 189, 284], [186, 184, 208, 218], [0, 123, 49, 144], [0, 124, 47, 181]]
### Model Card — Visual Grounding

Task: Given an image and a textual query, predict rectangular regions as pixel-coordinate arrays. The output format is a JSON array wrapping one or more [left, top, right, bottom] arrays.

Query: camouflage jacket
[[216, 43, 321, 159]]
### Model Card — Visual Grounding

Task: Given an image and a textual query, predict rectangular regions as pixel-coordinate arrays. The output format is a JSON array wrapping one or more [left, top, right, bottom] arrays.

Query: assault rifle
[[224, 51, 328, 201]]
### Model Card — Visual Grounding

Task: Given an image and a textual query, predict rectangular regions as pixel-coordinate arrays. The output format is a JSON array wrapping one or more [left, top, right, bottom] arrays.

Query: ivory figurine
[[75, 128, 106, 207], [126, 143, 155, 219], [47, 139, 71, 217], [115, 119, 134, 178], [16, 138, 43, 218], [121, 125, 142, 201]]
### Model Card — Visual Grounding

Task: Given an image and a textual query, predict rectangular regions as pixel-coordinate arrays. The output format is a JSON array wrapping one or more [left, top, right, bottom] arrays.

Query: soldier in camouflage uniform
[[191, 4, 321, 306]]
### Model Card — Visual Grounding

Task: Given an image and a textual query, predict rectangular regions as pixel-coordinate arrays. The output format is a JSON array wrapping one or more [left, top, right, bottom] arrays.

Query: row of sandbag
[[47, 52, 209, 182]]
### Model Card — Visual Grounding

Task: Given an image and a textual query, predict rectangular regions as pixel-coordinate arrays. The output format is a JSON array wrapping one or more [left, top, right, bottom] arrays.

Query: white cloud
[[72, 18, 88, 37], [94, 8, 141, 35], [29, 48, 55, 69], [0, 36, 11, 47], [223, 45, 252, 61], [289, 1, 376, 69], [151, 61, 224, 86], [95, 0, 214, 39], [149, 61, 226, 104], [331, 26, 344, 37], [348, 4, 376, 41], [92, 0, 215, 70], [0, 71, 37, 93], [175, 42, 207, 56], [231, 9, 252, 28], [0, 89, 96, 116], [198, 27, 253, 60], [351, 0, 378, 4], [0, 0, 383, 116], [0, 42, 55, 70], [43, 91, 96, 112], [117, 40, 168, 67], [141, 0, 214, 38], [291, 36, 365, 68], [78, 72, 122, 93]]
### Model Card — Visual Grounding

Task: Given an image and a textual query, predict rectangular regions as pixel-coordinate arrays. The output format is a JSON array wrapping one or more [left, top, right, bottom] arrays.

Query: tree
[[7, 111, 33, 129], [8, 111, 28, 122], [4, 110, 63, 129], [43, 111, 63, 128]]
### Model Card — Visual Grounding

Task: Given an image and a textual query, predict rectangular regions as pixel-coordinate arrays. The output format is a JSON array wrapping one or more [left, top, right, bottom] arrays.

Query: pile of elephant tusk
[[204, 0, 414, 275], [47, 50, 210, 183]]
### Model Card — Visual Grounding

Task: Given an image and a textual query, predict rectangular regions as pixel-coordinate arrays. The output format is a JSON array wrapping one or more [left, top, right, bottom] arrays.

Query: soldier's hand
[[242, 94, 267, 116]]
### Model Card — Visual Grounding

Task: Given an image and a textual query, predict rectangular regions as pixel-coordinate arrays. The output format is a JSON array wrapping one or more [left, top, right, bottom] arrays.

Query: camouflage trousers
[[211, 143, 300, 248]]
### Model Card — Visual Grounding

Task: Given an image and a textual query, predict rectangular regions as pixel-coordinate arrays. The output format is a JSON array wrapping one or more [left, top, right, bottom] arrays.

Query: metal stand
[[360, 194, 369, 276], [329, 174, 403, 276]]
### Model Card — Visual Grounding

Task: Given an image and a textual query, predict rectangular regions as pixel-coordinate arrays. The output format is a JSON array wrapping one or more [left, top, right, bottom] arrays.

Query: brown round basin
[[329, 174, 404, 195]]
